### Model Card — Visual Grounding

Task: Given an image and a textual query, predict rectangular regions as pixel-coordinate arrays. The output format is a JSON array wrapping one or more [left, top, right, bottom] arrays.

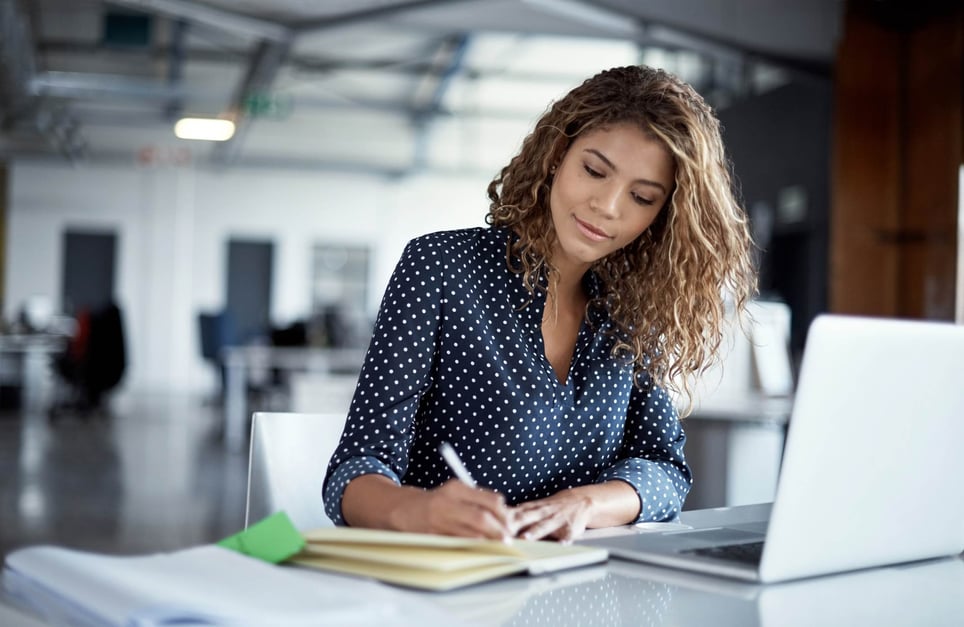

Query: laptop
[[581, 314, 964, 583]]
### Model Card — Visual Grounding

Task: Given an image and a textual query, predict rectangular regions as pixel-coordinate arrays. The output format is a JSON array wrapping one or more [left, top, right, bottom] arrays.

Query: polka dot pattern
[[323, 227, 692, 525]]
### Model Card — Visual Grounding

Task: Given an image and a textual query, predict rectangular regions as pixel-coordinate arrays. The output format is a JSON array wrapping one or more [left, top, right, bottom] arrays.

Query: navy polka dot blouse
[[323, 227, 692, 525]]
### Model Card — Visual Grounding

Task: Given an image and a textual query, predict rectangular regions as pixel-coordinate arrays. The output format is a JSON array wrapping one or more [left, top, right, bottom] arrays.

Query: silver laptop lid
[[760, 315, 964, 582]]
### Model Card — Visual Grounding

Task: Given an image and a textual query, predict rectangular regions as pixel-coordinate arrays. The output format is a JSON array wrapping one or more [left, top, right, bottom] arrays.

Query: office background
[[0, 0, 961, 560]]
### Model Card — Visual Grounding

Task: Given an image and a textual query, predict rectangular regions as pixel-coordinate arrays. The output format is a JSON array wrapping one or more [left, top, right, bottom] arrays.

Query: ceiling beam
[[637, 22, 830, 79], [292, 0, 467, 33], [206, 0, 593, 167], [35, 39, 604, 83], [31, 71, 191, 101], [521, 0, 639, 37], [411, 35, 471, 115], [525, 0, 830, 78], [31, 71, 550, 122], [204, 1, 472, 166], [104, 1, 295, 167], [210, 38, 291, 165], [411, 33, 470, 169], [0, 0, 38, 122], [164, 18, 188, 120], [0, 0, 85, 160], [107, 0, 290, 42]]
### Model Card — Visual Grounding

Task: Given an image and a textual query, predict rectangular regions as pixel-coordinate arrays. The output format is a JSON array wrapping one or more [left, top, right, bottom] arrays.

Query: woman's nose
[[590, 184, 620, 217]]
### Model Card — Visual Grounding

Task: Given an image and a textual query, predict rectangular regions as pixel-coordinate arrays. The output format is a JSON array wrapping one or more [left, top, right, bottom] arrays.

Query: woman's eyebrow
[[584, 148, 668, 194]]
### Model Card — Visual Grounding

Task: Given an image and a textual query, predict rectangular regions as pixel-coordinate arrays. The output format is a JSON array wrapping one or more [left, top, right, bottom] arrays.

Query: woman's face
[[548, 122, 675, 272]]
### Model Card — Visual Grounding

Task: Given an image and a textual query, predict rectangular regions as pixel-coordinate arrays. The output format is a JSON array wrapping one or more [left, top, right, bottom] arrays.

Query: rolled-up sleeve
[[323, 237, 444, 525], [595, 375, 693, 523]]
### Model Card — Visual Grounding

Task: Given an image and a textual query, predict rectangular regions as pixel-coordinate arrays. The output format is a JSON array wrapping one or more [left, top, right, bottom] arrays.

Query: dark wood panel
[[831, 5, 963, 319], [901, 14, 963, 319], [830, 12, 902, 315]]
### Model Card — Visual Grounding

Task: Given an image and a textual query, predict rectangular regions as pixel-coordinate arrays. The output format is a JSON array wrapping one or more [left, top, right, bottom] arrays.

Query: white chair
[[245, 412, 348, 531]]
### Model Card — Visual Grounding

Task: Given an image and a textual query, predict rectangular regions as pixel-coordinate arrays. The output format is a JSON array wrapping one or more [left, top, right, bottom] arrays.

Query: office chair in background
[[245, 412, 348, 531], [50, 302, 127, 420], [198, 310, 235, 404]]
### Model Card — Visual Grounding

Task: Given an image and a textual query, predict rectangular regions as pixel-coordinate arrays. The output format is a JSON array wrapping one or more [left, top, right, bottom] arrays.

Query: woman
[[323, 65, 757, 542]]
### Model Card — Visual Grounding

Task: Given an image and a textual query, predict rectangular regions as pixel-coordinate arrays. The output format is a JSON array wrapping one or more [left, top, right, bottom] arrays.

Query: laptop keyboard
[[684, 541, 765, 565]]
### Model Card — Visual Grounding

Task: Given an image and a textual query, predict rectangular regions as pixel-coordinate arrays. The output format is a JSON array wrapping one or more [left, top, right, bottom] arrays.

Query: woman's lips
[[573, 215, 612, 242]]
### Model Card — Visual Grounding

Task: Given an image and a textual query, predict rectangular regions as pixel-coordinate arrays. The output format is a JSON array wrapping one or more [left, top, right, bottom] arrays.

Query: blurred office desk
[[221, 345, 364, 450], [0, 334, 66, 412], [684, 394, 793, 509]]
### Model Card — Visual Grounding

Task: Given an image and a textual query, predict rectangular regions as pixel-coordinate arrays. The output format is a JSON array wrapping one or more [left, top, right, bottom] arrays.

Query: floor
[[0, 388, 249, 562]]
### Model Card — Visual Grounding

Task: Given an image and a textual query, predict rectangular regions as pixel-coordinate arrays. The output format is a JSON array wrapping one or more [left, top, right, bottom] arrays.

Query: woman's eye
[[632, 193, 654, 206], [583, 165, 603, 178]]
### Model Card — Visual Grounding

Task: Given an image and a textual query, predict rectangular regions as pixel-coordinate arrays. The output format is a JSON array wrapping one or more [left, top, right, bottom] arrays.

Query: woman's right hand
[[342, 475, 515, 541], [398, 479, 515, 540]]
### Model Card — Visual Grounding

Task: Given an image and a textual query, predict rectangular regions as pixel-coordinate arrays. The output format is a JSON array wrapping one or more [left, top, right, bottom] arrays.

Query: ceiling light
[[174, 117, 235, 141]]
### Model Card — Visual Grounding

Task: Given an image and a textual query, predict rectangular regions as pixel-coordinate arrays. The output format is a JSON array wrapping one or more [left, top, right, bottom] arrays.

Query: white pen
[[438, 441, 477, 488]]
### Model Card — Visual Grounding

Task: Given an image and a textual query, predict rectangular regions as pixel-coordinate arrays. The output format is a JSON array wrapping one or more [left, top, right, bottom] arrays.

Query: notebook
[[2, 544, 397, 626], [580, 314, 964, 583], [291, 527, 608, 591]]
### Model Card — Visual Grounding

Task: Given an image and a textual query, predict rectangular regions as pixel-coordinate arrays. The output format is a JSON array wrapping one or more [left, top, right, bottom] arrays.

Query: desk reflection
[[428, 567, 671, 626], [753, 557, 964, 627], [426, 556, 964, 626]]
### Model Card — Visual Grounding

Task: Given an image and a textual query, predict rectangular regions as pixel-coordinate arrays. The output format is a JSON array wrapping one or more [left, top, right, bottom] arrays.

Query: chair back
[[245, 412, 347, 531], [86, 303, 126, 394], [198, 310, 235, 363]]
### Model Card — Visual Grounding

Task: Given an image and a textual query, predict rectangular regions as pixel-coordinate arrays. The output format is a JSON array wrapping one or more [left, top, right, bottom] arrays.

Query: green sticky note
[[217, 511, 305, 563]]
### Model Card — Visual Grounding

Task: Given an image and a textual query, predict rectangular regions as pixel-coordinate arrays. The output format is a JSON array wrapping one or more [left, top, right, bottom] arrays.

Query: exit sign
[[242, 92, 293, 119]]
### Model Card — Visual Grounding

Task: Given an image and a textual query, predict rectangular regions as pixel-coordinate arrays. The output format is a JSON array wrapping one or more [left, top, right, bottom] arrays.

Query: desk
[[425, 502, 963, 626], [221, 346, 365, 450], [689, 394, 793, 427], [3, 510, 961, 626], [0, 334, 66, 412], [413, 556, 964, 626]]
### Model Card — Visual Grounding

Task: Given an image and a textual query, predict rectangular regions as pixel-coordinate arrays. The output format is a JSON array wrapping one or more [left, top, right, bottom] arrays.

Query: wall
[[5, 160, 489, 392], [718, 80, 833, 356]]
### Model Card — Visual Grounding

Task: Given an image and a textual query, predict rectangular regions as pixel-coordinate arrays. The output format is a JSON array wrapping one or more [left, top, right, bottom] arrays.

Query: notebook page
[[4, 545, 393, 626]]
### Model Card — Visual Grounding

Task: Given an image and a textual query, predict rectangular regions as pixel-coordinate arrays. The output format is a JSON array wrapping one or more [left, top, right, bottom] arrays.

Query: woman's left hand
[[510, 489, 596, 543], [510, 480, 642, 542]]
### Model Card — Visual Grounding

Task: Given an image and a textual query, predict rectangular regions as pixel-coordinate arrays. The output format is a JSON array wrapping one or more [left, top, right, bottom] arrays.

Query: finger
[[472, 508, 514, 541], [448, 483, 513, 532], [550, 510, 591, 544], [509, 503, 557, 534], [519, 513, 568, 542], [435, 481, 513, 539], [518, 505, 587, 543], [440, 506, 511, 541], [552, 518, 587, 544]]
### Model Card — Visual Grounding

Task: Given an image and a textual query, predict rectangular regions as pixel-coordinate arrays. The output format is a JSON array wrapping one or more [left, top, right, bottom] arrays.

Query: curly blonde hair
[[486, 65, 757, 413]]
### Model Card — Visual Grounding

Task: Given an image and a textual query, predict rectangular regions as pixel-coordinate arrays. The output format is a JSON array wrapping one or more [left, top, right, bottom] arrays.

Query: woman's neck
[[547, 244, 590, 308]]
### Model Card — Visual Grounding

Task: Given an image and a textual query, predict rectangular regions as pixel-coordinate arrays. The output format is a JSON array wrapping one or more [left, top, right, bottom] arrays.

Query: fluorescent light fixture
[[174, 117, 235, 141]]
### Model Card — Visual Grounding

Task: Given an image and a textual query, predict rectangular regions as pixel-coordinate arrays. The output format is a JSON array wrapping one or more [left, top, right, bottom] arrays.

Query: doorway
[[225, 239, 274, 343], [61, 230, 117, 314]]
